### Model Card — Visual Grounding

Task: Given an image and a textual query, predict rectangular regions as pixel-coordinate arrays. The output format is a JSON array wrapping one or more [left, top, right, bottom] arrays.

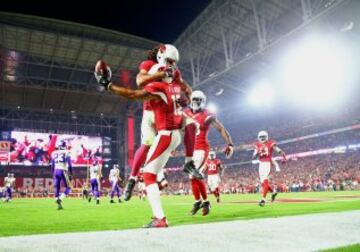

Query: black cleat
[[216, 197, 220, 203], [202, 201, 211, 216], [259, 199, 266, 207], [183, 161, 203, 179], [190, 201, 202, 215], [56, 199, 63, 210], [88, 197, 92, 203], [110, 199, 115, 204], [271, 193, 278, 202], [96, 199, 100, 205], [118, 198, 122, 203], [124, 178, 136, 201]]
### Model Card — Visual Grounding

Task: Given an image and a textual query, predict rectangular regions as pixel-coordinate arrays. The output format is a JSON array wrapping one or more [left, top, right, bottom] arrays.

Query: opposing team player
[[109, 164, 122, 203], [95, 59, 186, 228], [88, 159, 102, 204], [51, 141, 73, 210], [122, 44, 197, 201], [183, 90, 234, 216], [3, 173, 16, 202], [253, 130, 287, 207], [204, 151, 224, 203]]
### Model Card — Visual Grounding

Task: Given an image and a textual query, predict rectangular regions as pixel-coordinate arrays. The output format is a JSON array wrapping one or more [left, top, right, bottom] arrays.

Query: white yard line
[[0, 211, 359, 252]]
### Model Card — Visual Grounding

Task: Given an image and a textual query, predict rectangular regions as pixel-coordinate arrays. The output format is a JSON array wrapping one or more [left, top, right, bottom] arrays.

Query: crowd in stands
[[162, 152, 360, 195]]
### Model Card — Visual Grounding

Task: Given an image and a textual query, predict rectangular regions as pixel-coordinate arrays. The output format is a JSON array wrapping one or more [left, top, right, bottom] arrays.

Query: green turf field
[[1, 191, 359, 237], [319, 243, 360, 252]]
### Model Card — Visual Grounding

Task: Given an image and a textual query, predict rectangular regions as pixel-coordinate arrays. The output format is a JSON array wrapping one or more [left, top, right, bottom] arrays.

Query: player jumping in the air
[[109, 164, 122, 203], [51, 141, 73, 210], [94, 51, 190, 227], [253, 131, 287, 207], [88, 160, 102, 204], [122, 44, 199, 201], [4, 173, 16, 202], [183, 90, 234, 216], [204, 151, 224, 203]]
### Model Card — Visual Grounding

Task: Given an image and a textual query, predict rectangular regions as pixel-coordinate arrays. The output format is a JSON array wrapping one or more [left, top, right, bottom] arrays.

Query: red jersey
[[184, 108, 215, 151], [139, 60, 156, 111], [205, 158, 222, 175], [254, 139, 276, 162], [144, 82, 183, 131]]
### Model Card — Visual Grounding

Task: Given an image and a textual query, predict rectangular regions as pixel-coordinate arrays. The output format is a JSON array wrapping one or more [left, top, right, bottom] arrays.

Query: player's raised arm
[[110, 85, 159, 101], [94, 61, 160, 101], [210, 118, 234, 158], [136, 68, 167, 89]]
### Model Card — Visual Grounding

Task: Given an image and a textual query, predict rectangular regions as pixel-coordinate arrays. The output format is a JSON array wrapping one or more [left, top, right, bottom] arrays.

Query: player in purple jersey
[[109, 164, 122, 203], [4, 173, 15, 202], [88, 159, 102, 204], [51, 140, 73, 210]]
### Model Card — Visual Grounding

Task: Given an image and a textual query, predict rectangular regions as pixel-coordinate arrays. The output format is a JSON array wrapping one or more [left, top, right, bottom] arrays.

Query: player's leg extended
[[208, 175, 220, 203], [143, 130, 181, 228], [6, 187, 12, 201], [53, 170, 64, 209], [95, 179, 100, 204], [259, 162, 271, 207], [54, 170, 61, 200], [116, 184, 122, 202], [62, 171, 71, 199], [110, 180, 116, 203], [191, 150, 210, 216], [90, 178, 97, 202], [124, 111, 155, 201]]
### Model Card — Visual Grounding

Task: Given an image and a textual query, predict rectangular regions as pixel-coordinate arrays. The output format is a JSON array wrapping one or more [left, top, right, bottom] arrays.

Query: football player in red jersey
[[122, 44, 197, 201], [95, 60, 189, 228], [253, 130, 287, 207], [204, 151, 224, 203], [183, 90, 234, 216]]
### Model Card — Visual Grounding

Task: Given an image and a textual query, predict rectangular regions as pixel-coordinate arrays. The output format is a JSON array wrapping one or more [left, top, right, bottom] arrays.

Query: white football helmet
[[257, 131, 269, 143], [191, 90, 206, 111], [157, 44, 179, 65], [209, 151, 216, 160]]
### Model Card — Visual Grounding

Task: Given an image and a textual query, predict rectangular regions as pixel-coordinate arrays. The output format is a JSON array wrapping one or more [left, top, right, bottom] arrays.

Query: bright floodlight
[[207, 103, 218, 113], [280, 36, 350, 108], [247, 81, 275, 107]]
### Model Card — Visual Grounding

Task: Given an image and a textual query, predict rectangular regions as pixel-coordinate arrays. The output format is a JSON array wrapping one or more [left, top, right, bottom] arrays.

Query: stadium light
[[280, 36, 351, 108], [247, 80, 275, 107], [207, 103, 218, 113]]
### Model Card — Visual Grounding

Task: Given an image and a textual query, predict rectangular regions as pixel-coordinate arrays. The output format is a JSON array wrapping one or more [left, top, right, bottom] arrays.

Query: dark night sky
[[0, 0, 211, 42]]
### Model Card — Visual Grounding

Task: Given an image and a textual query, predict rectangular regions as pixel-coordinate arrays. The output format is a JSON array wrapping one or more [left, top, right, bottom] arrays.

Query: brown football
[[95, 60, 108, 75]]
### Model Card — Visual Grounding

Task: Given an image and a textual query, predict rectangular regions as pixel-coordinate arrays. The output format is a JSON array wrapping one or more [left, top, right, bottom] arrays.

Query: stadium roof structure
[[174, 0, 356, 115], [0, 12, 159, 127]]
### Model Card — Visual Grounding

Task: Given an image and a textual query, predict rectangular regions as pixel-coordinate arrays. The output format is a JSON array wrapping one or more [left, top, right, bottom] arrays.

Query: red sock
[[197, 179, 208, 201], [215, 187, 220, 198], [184, 124, 196, 158], [130, 145, 150, 177], [268, 183, 273, 193], [191, 179, 200, 201], [262, 179, 269, 198]]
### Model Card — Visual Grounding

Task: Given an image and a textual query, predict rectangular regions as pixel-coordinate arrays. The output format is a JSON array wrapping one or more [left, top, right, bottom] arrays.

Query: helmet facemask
[[257, 131, 269, 143], [191, 97, 204, 112]]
